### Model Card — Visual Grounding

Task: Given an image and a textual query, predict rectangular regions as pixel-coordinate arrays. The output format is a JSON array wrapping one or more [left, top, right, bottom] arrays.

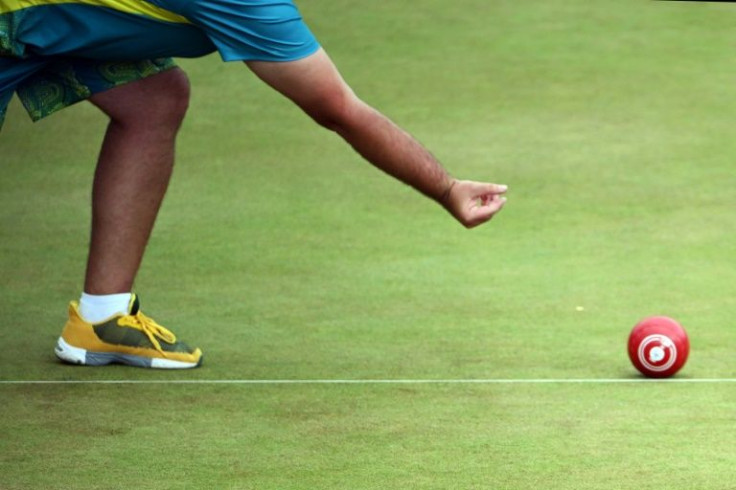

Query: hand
[[441, 179, 508, 228]]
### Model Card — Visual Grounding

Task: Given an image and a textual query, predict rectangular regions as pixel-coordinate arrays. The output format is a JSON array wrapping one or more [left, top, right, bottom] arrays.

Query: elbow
[[303, 87, 362, 133]]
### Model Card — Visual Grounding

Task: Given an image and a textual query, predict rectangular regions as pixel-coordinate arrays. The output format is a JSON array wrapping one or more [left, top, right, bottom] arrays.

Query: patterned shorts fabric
[[0, 0, 318, 129], [0, 55, 177, 129]]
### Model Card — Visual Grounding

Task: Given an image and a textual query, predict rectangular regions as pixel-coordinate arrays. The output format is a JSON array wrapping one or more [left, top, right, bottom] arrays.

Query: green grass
[[2, 0, 736, 488], [3, 383, 734, 489]]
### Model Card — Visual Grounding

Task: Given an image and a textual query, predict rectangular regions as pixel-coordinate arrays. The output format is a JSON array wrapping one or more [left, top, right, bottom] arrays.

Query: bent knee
[[91, 68, 191, 130], [148, 68, 191, 126]]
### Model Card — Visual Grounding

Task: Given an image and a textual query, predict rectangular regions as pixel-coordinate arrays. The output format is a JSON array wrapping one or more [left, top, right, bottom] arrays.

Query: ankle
[[79, 292, 132, 323]]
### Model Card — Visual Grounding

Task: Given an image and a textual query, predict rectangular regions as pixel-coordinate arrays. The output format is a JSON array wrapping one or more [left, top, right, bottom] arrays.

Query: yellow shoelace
[[118, 311, 177, 354]]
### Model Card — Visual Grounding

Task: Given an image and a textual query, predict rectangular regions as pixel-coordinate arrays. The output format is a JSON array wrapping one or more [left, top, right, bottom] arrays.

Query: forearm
[[246, 50, 506, 228], [334, 99, 454, 203]]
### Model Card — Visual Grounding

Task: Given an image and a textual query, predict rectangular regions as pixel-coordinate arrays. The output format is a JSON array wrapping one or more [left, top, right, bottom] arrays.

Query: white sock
[[79, 292, 132, 323]]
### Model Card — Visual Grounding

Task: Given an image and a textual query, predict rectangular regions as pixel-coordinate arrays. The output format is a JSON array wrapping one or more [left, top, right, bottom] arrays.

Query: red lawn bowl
[[628, 316, 689, 378]]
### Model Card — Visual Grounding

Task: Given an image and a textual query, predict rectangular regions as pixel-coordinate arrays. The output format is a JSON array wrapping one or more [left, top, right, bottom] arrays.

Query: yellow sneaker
[[55, 294, 203, 369]]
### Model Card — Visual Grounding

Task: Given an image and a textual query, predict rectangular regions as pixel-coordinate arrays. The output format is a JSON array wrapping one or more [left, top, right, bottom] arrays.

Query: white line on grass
[[1, 378, 736, 385]]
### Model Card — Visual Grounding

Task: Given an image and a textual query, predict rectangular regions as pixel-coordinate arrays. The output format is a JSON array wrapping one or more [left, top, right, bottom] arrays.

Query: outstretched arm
[[246, 48, 507, 228]]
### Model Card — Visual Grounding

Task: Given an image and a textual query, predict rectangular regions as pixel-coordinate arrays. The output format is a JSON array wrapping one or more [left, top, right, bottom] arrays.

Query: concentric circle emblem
[[637, 334, 677, 372], [628, 316, 689, 378]]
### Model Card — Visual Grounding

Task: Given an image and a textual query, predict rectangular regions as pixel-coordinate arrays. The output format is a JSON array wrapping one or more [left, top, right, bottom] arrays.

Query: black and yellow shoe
[[55, 294, 203, 369]]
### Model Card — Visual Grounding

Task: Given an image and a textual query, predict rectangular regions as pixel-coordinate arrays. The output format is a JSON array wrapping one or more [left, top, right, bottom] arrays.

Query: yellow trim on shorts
[[0, 0, 190, 24]]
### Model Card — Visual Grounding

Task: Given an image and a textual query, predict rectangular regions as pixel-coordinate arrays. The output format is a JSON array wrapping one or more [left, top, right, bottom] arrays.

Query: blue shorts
[[0, 0, 320, 127]]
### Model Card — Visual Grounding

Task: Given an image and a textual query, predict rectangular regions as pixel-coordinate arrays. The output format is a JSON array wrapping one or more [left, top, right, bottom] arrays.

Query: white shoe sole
[[55, 337, 201, 369]]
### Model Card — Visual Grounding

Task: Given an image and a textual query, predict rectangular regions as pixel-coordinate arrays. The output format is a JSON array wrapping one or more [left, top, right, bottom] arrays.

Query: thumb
[[468, 182, 508, 197]]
